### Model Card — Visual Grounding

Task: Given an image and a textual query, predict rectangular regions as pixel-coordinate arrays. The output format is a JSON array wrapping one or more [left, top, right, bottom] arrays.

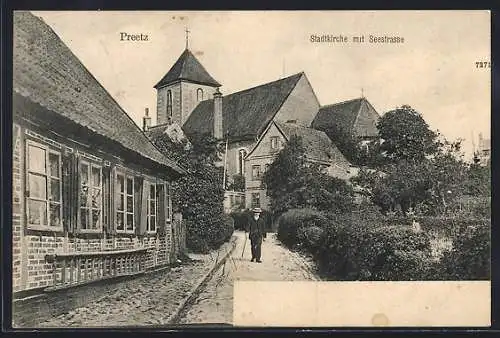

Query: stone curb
[[165, 235, 238, 325]]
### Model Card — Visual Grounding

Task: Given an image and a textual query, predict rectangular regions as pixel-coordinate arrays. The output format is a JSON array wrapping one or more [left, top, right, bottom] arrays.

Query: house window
[[116, 173, 135, 232], [238, 149, 247, 175], [251, 192, 260, 208], [270, 136, 280, 150], [166, 90, 173, 121], [197, 88, 204, 102], [26, 140, 62, 229], [147, 183, 157, 233], [79, 160, 103, 231], [252, 165, 261, 180]]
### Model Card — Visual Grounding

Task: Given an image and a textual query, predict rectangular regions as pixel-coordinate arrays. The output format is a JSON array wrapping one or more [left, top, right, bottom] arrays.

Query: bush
[[438, 222, 490, 280], [314, 214, 434, 280], [277, 208, 328, 248]]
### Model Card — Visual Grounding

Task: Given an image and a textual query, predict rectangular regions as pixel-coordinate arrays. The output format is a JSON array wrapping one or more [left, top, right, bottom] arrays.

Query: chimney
[[213, 88, 223, 139], [142, 107, 152, 132]]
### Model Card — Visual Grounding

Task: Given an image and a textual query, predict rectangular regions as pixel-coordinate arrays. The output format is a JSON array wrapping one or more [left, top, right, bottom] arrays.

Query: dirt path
[[177, 230, 319, 325]]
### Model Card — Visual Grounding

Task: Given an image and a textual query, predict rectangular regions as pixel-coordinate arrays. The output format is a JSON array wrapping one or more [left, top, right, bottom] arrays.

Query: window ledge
[[26, 225, 63, 232], [76, 229, 103, 234]]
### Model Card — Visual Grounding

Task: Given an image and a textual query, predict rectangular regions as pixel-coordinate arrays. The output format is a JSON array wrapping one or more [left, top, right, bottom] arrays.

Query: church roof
[[154, 49, 221, 88], [183, 72, 304, 141], [274, 121, 350, 165], [312, 97, 380, 138], [13, 11, 185, 175]]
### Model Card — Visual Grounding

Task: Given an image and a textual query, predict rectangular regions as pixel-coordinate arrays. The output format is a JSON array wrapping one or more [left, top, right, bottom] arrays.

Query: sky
[[32, 10, 491, 158]]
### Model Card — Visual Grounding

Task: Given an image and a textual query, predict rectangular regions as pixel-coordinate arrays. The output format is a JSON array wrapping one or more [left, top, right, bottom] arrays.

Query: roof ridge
[[320, 97, 364, 109], [222, 72, 303, 98]]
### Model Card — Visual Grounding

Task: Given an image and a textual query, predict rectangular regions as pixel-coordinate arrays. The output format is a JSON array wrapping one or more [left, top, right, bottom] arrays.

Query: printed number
[[475, 61, 491, 68]]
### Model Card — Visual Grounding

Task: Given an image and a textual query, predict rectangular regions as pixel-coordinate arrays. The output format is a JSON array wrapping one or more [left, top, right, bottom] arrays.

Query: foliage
[[463, 163, 491, 197], [230, 209, 275, 231], [152, 134, 233, 253], [321, 122, 385, 167], [438, 222, 490, 280], [313, 214, 434, 280], [351, 124, 472, 216], [228, 174, 245, 192], [377, 105, 440, 163], [263, 135, 355, 215], [277, 208, 328, 248]]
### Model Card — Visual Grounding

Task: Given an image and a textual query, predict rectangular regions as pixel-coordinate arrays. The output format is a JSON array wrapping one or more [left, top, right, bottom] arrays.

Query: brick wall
[[181, 81, 218, 125], [13, 123, 23, 292], [12, 123, 182, 298], [156, 84, 182, 126]]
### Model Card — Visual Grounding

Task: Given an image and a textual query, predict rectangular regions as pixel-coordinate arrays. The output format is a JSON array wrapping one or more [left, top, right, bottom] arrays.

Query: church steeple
[[154, 34, 221, 126], [154, 49, 221, 89]]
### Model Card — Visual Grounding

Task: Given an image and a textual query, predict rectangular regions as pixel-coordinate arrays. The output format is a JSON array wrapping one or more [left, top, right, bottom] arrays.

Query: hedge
[[275, 208, 490, 281], [277, 208, 328, 249]]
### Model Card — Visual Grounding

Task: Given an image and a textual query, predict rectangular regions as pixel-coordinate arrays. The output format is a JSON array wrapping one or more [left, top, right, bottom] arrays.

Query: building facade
[[12, 11, 186, 305]]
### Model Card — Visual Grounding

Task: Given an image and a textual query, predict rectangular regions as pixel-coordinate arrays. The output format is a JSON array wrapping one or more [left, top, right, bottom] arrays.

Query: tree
[[263, 135, 354, 215], [151, 133, 232, 253], [377, 105, 440, 163]]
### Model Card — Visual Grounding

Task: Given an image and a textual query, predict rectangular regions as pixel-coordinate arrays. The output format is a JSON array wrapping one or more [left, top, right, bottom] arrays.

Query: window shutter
[[135, 177, 145, 236], [108, 165, 117, 235], [61, 151, 73, 233], [139, 181, 149, 236], [157, 183, 166, 235], [64, 153, 80, 234], [102, 166, 111, 235]]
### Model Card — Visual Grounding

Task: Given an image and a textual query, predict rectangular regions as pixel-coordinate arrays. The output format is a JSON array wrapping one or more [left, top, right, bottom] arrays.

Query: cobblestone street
[[177, 231, 319, 325], [37, 231, 318, 327], [38, 241, 235, 327]]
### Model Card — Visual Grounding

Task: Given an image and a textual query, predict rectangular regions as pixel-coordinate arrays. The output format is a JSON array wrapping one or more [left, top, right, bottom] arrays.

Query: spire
[[185, 27, 190, 50], [361, 87, 364, 98]]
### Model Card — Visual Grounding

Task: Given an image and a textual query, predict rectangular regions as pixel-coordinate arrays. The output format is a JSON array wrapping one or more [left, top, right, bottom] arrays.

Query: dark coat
[[247, 215, 266, 241]]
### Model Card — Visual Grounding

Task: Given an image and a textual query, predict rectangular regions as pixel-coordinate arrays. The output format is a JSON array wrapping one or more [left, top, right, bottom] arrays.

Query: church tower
[[154, 33, 221, 126]]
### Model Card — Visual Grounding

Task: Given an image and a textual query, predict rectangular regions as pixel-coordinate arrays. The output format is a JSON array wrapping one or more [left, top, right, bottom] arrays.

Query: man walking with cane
[[245, 208, 266, 263]]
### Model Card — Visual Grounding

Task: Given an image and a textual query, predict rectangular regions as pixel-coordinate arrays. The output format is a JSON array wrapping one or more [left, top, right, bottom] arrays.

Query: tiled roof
[[183, 73, 304, 140], [312, 97, 380, 138], [13, 11, 185, 175], [154, 49, 221, 88], [275, 121, 350, 166]]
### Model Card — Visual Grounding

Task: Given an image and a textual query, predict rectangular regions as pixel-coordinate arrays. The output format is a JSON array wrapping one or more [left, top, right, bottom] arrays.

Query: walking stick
[[241, 234, 248, 258]]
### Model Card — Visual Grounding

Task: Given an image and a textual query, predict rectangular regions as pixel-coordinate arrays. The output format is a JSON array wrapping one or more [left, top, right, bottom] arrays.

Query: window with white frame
[[79, 160, 103, 231], [146, 182, 157, 232], [116, 173, 135, 232], [270, 136, 280, 150], [252, 165, 261, 180], [26, 140, 62, 229]]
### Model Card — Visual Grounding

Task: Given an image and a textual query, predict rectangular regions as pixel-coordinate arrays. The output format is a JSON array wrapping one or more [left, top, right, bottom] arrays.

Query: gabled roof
[[183, 73, 304, 141], [154, 49, 221, 89], [312, 97, 380, 138], [274, 121, 350, 166], [145, 122, 188, 144], [13, 11, 185, 175]]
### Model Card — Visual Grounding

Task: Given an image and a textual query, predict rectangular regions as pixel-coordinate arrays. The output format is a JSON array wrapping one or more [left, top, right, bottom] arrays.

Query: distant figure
[[412, 219, 422, 233], [247, 208, 267, 263]]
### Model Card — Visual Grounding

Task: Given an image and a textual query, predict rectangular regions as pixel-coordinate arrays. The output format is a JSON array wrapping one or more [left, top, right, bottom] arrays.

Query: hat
[[252, 207, 262, 213]]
